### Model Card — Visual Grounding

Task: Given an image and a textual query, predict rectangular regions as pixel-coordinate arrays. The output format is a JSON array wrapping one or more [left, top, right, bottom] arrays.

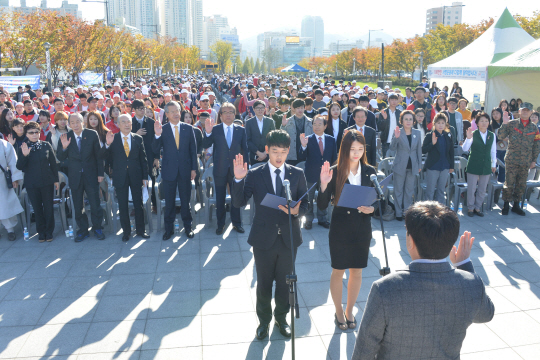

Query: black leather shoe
[[304, 222, 312, 230], [75, 232, 89, 242], [318, 221, 330, 229], [7, 232, 16, 241], [274, 320, 291, 338], [186, 229, 195, 238], [512, 203, 526, 216], [501, 201, 509, 215], [216, 227, 224, 235], [137, 232, 151, 239], [256, 323, 270, 340], [232, 225, 245, 234], [395, 216, 403, 221], [162, 231, 174, 241], [122, 234, 130, 242], [474, 209, 484, 217]]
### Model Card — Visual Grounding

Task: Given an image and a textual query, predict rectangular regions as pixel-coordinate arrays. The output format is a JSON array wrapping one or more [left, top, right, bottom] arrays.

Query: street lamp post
[[82, 0, 110, 27], [43, 42, 52, 91], [368, 29, 383, 48], [173, 59, 175, 74], [150, 57, 153, 76], [336, 39, 349, 55], [119, 51, 123, 79], [353, 57, 356, 76], [335, 61, 338, 77]]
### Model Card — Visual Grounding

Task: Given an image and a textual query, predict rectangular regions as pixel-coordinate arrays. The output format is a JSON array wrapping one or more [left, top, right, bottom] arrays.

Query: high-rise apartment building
[[202, 15, 229, 57], [301, 16, 324, 57], [1, 0, 81, 17], [426, 2, 464, 33], [192, 0, 203, 49]]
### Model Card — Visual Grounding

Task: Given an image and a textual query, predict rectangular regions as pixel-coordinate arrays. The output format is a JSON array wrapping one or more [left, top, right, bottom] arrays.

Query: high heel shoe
[[344, 313, 357, 329], [334, 313, 348, 331]]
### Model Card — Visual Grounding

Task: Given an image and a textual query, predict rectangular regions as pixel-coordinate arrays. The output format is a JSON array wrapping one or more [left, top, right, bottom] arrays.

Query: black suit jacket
[[131, 116, 157, 170], [152, 122, 197, 182], [202, 123, 249, 178], [422, 130, 455, 171], [325, 118, 348, 152], [348, 110, 377, 131], [16, 140, 58, 188], [232, 163, 308, 250], [298, 134, 338, 184], [345, 125, 377, 167], [245, 116, 276, 163], [56, 129, 104, 188], [104, 133, 148, 188], [376, 108, 402, 144]]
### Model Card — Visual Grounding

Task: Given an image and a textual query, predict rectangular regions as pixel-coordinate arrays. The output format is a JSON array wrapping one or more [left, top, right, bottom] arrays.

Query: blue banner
[[78, 72, 103, 86], [0, 75, 40, 93]]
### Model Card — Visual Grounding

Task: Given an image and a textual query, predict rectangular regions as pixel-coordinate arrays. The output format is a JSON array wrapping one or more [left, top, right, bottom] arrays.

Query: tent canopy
[[488, 38, 540, 78], [427, 8, 534, 82], [281, 64, 308, 73]]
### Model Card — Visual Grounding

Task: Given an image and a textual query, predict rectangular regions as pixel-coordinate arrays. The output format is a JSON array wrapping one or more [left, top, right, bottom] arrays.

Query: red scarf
[[521, 119, 530, 127]]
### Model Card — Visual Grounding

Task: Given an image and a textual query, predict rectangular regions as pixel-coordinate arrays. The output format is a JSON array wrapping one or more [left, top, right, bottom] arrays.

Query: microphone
[[370, 174, 384, 198], [283, 179, 292, 202]]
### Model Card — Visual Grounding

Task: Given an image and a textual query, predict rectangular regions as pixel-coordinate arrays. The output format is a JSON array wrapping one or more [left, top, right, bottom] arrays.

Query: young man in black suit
[[57, 113, 106, 242], [202, 102, 249, 235], [232, 130, 308, 340], [346, 106, 377, 167], [153, 101, 198, 240], [104, 114, 150, 242], [131, 99, 159, 213], [245, 100, 276, 165], [298, 115, 337, 229]]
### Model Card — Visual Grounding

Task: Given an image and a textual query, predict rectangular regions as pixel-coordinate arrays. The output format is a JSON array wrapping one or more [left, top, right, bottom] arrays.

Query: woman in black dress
[[317, 129, 377, 331]]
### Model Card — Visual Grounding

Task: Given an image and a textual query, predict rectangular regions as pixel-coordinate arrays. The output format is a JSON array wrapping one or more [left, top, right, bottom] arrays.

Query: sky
[[12, 0, 540, 41]]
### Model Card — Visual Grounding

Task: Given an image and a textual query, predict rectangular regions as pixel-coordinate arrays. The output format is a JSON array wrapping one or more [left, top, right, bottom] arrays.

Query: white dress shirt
[[267, 161, 286, 193], [134, 116, 144, 128], [348, 162, 362, 185], [461, 130, 497, 167], [155, 121, 181, 140], [355, 124, 366, 134], [387, 109, 397, 143], [332, 118, 340, 139], [256, 116, 264, 134], [411, 257, 471, 267], [106, 132, 131, 149], [301, 134, 325, 151]]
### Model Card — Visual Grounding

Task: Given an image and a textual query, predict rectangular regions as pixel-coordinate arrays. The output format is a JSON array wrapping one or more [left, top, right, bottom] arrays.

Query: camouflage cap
[[520, 102, 533, 110]]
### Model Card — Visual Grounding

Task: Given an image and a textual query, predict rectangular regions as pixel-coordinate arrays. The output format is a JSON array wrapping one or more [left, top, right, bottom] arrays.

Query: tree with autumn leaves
[[0, 10, 205, 83]]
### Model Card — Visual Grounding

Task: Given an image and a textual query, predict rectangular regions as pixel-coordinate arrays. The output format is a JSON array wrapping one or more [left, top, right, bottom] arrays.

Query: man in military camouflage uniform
[[497, 102, 540, 215]]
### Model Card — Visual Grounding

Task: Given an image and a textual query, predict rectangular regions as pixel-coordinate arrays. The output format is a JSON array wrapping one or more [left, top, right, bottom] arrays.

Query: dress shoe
[[122, 234, 130, 242], [474, 209, 484, 217], [46, 234, 53, 242], [467, 211, 474, 217], [137, 232, 151, 239], [304, 222, 312, 230], [232, 225, 245, 234], [501, 201, 509, 215], [256, 323, 270, 340], [318, 221, 330, 229], [7, 232, 16, 241], [94, 229, 106, 240], [75, 232, 89, 242], [162, 231, 174, 241], [395, 216, 403, 221], [512, 203, 526, 216], [186, 229, 195, 238], [39, 233, 46, 243], [216, 227, 225, 235], [274, 320, 291, 338]]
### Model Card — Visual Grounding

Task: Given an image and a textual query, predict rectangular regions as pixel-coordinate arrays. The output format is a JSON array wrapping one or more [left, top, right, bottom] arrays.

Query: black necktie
[[275, 168, 283, 196]]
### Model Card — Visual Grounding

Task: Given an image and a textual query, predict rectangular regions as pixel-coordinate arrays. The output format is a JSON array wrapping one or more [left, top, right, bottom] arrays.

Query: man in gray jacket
[[280, 98, 313, 165], [352, 201, 494, 360]]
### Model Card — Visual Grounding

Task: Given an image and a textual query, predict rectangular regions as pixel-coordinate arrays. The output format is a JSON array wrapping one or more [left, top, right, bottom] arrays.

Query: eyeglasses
[[221, 111, 235, 115], [27, 131, 40, 135]]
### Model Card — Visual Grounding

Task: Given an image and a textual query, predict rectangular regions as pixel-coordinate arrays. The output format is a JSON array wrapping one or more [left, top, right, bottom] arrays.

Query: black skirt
[[329, 228, 371, 270]]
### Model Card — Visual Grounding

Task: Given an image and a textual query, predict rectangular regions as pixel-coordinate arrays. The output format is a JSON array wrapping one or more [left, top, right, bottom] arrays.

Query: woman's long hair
[[86, 110, 110, 143], [325, 102, 342, 136], [334, 130, 368, 205]]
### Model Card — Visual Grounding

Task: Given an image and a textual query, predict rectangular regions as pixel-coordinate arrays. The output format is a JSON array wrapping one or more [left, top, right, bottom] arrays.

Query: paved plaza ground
[[1, 195, 540, 360]]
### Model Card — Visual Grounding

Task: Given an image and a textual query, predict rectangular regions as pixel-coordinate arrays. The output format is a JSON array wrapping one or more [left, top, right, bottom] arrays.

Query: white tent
[[427, 8, 534, 105], [486, 38, 540, 112]]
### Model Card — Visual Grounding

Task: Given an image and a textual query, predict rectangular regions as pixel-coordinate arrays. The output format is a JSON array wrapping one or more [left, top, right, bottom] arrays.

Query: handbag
[[0, 161, 13, 189]]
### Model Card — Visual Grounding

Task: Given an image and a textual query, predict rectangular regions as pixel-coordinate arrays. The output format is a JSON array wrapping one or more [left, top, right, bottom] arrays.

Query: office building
[[220, 27, 242, 60], [426, 2, 464, 33], [327, 39, 364, 55], [202, 15, 230, 57], [301, 16, 324, 57], [192, 0, 203, 49], [2, 0, 81, 17]]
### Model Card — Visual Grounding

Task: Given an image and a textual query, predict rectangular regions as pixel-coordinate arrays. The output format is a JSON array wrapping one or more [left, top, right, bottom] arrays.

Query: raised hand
[[502, 111, 510, 124], [381, 110, 387, 119], [21, 142, 30, 156], [269, 107, 276, 116], [432, 131, 438, 145], [49, 125, 56, 135], [449, 231, 475, 265], [281, 113, 289, 127], [192, 108, 199, 116], [394, 126, 400, 138], [466, 127, 473, 139], [106, 131, 115, 146], [300, 133, 308, 147], [60, 133, 71, 149], [7, 134, 15, 146], [320, 161, 333, 186], [233, 153, 248, 180], [205, 117, 215, 134], [154, 120, 162, 136]]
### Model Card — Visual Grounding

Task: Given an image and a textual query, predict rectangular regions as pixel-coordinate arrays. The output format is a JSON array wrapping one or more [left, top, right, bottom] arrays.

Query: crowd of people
[[0, 72, 538, 356]]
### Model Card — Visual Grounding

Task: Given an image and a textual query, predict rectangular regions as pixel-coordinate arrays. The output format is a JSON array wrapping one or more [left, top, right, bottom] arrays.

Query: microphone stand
[[285, 195, 299, 360], [377, 192, 391, 277]]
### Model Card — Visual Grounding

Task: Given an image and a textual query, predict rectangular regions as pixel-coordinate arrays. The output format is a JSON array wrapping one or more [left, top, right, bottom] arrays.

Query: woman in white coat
[[0, 139, 24, 241], [389, 110, 423, 221]]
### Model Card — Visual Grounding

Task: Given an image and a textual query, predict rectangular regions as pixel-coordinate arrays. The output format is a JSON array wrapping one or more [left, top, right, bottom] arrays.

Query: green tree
[[262, 48, 280, 73], [234, 55, 242, 73], [209, 40, 233, 74], [254, 58, 261, 73], [515, 11, 540, 39], [260, 60, 267, 74], [249, 57, 254, 71], [242, 57, 252, 74]]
